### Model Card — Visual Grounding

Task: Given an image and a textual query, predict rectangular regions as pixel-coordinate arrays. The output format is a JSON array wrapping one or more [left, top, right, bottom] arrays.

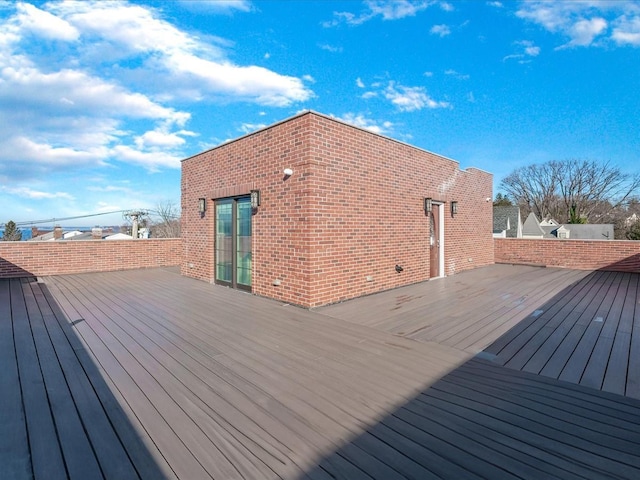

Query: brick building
[[181, 111, 493, 308]]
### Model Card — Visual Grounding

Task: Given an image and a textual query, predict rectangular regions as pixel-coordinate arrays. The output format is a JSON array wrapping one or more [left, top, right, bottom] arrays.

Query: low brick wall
[[0, 239, 182, 278], [495, 238, 640, 272]]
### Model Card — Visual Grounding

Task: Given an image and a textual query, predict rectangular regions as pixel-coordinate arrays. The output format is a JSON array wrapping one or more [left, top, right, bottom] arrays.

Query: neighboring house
[[540, 218, 560, 227], [63, 230, 83, 239], [493, 206, 522, 238], [522, 212, 546, 239], [105, 232, 134, 240], [29, 226, 64, 241], [181, 110, 494, 308], [546, 223, 614, 240], [30, 226, 131, 241], [524, 214, 614, 240]]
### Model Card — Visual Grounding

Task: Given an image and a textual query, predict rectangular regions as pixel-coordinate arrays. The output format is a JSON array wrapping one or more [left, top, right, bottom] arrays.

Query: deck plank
[[580, 272, 631, 389], [0, 279, 32, 480], [19, 278, 105, 480], [10, 278, 71, 480]]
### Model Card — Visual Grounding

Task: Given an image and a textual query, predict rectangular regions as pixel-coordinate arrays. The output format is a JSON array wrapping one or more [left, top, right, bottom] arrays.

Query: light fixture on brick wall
[[424, 197, 433, 214], [451, 201, 458, 216], [198, 198, 206, 214], [250, 189, 261, 209]]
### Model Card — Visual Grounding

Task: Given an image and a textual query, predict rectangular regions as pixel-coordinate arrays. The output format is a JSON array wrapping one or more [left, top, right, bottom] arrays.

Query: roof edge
[[181, 110, 490, 176]]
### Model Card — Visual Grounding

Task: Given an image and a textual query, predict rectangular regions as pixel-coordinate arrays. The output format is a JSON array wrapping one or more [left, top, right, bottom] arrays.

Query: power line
[[11, 210, 134, 227], [4, 208, 180, 228]]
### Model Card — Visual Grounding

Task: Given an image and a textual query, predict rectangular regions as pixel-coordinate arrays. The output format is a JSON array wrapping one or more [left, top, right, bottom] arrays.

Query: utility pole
[[124, 210, 147, 239], [131, 213, 139, 239]]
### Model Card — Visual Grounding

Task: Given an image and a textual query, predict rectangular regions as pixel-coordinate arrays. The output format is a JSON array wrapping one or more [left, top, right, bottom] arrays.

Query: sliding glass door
[[215, 196, 252, 291]]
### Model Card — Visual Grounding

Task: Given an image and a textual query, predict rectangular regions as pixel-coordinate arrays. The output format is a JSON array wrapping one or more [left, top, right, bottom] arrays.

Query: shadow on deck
[[0, 277, 168, 480], [301, 358, 640, 479]]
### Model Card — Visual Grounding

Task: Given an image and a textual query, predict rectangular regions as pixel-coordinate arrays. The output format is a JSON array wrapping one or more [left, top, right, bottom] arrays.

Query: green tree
[[2, 220, 22, 241], [493, 193, 513, 206], [626, 220, 640, 240]]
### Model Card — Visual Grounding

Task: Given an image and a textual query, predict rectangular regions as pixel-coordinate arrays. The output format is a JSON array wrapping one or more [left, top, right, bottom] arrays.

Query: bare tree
[[149, 201, 181, 238], [500, 160, 640, 224]]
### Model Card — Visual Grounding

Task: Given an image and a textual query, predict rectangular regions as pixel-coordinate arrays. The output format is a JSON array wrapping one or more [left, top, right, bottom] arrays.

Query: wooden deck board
[[11, 279, 72, 480], [320, 265, 591, 353], [3, 266, 640, 479], [20, 279, 106, 480], [0, 279, 31, 480]]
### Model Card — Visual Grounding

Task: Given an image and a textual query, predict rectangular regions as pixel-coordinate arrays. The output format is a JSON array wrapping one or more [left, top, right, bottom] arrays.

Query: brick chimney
[[91, 227, 103, 240], [53, 225, 63, 240]]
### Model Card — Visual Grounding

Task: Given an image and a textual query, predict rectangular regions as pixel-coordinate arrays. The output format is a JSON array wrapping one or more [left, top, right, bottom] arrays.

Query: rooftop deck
[[3, 265, 640, 479]]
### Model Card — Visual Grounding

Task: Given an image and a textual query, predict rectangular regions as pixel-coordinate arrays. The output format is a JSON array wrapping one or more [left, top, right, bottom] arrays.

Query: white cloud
[[384, 82, 450, 111], [516, 1, 640, 48], [356, 77, 365, 88], [367, 0, 432, 20], [440, 2, 454, 12], [0, 0, 315, 186], [563, 17, 608, 47], [612, 15, 640, 46], [444, 69, 470, 80], [110, 145, 182, 171], [15, 3, 79, 41], [319, 43, 343, 53], [1, 137, 107, 169], [335, 113, 394, 135], [488, 1, 503, 7], [324, 0, 433, 27], [135, 129, 195, 149], [430, 24, 451, 37], [1, 186, 74, 200], [177, 0, 252, 14], [239, 123, 267, 134], [503, 40, 541, 62], [48, 1, 312, 105]]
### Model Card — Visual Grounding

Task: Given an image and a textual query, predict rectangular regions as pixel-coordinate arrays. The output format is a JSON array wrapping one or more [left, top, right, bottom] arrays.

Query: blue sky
[[1, 0, 639, 228]]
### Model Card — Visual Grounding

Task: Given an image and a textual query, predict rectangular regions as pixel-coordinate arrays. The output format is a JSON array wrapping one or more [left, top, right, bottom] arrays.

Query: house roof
[[493, 206, 521, 238], [522, 212, 545, 237], [560, 224, 615, 240]]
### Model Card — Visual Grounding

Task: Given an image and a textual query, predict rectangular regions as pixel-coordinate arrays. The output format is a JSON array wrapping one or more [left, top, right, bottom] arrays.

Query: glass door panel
[[215, 196, 252, 290], [236, 198, 252, 288], [215, 201, 233, 284]]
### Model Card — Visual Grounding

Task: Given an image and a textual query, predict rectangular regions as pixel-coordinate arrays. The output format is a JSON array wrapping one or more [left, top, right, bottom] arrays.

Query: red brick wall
[[0, 239, 182, 278], [495, 238, 640, 272], [182, 112, 493, 307]]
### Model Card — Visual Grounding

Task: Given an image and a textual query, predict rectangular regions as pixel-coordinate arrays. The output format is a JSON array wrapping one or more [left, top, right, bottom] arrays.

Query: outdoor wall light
[[424, 197, 433, 214], [451, 201, 458, 216], [198, 198, 206, 214], [250, 189, 261, 209], [283, 168, 293, 177]]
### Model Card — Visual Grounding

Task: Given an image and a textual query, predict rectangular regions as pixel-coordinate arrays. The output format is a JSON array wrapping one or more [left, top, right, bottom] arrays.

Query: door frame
[[431, 201, 445, 278], [214, 195, 252, 292]]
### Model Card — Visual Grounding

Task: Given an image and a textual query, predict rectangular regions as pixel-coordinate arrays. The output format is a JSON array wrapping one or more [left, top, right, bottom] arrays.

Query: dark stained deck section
[[2, 266, 640, 479]]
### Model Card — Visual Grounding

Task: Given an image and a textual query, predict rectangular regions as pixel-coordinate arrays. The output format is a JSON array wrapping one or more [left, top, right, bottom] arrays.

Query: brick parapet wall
[[495, 238, 640, 272], [0, 239, 182, 278]]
